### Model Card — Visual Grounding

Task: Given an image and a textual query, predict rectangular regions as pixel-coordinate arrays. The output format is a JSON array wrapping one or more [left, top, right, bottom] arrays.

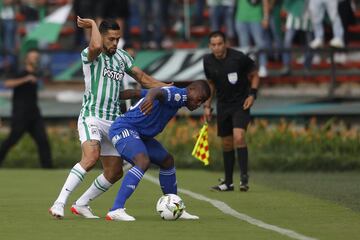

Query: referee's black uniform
[[204, 48, 255, 135], [0, 71, 52, 168], [204, 47, 256, 191]]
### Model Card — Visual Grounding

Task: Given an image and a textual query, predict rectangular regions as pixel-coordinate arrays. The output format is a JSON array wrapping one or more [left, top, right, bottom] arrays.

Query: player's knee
[[104, 168, 123, 184], [133, 153, 151, 171], [160, 154, 175, 169], [234, 134, 246, 147], [222, 141, 234, 151], [81, 152, 100, 171]]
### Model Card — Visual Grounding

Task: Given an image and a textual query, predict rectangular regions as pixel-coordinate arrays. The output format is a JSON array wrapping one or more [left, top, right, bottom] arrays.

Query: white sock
[[75, 173, 112, 206], [54, 163, 87, 204]]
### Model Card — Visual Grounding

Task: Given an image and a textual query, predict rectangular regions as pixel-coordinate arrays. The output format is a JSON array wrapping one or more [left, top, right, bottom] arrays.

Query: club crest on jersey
[[103, 67, 124, 81], [174, 93, 181, 102], [227, 72, 238, 84]]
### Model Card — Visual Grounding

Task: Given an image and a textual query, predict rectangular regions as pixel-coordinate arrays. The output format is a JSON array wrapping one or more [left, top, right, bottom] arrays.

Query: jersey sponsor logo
[[227, 72, 238, 84], [103, 67, 124, 81], [174, 93, 181, 102]]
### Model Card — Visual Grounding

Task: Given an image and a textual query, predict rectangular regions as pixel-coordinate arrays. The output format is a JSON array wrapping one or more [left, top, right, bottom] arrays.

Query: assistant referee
[[203, 31, 260, 192]]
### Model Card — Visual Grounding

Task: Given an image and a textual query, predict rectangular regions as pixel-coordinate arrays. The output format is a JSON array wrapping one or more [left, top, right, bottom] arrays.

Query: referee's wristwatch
[[249, 88, 258, 99]]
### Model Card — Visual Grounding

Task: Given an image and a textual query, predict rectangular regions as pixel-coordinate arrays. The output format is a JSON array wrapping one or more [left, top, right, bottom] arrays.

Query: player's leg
[[233, 109, 251, 192], [106, 129, 149, 221], [71, 135, 123, 218], [0, 114, 26, 166], [148, 139, 199, 220], [49, 117, 101, 219], [211, 111, 235, 191], [144, 138, 177, 194], [71, 156, 123, 218], [28, 113, 53, 168]]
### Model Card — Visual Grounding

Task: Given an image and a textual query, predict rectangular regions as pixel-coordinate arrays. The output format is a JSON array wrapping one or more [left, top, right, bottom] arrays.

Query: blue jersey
[[110, 87, 188, 138]]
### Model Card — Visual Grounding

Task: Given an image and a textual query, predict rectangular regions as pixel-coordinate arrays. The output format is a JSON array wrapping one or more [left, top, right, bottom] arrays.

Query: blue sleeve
[[140, 89, 148, 98], [161, 87, 187, 108]]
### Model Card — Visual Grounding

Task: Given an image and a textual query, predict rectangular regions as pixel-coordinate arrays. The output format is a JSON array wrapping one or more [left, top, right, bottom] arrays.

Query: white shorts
[[78, 116, 120, 157]]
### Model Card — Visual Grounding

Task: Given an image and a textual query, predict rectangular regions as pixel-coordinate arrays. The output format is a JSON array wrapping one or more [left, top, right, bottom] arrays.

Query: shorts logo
[[103, 67, 124, 81], [174, 93, 181, 102], [89, 124, 100, 137], [227, 72, 238, 85], [112, 134, 121, 146]]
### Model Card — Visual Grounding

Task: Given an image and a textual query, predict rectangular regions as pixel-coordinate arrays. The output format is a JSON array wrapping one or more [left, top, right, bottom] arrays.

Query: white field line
[[144, 174, 317, 240]]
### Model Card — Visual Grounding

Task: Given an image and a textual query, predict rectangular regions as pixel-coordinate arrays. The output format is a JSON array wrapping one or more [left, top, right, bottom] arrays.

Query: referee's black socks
[[223, 150, 235, 185], [236, 147, 248, 179]]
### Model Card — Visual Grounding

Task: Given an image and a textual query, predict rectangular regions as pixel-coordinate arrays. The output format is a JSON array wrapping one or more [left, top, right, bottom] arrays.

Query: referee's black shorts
[[216, 104, 251, 137]]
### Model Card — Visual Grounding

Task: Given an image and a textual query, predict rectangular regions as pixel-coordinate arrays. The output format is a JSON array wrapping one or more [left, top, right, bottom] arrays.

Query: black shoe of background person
[[211, 179, 234, 192], [240, 174, 249, 192]]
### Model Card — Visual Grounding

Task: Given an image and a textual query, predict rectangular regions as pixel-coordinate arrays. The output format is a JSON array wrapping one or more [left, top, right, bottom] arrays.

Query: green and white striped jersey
[[79, 47, 135, 121]]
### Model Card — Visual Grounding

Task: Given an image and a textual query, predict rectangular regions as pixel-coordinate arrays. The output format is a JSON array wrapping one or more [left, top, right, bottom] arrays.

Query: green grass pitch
[[0, 169, 359, 240]]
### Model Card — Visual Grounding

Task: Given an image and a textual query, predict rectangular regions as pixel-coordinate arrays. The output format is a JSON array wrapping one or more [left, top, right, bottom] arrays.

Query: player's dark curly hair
[[191, 80, 211, 100], [99, 19, 120, 34]]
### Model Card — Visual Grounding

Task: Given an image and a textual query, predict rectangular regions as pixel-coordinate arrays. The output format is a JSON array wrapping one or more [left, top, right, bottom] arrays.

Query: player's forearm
[[140, 74, 166, 88], [249, 70, 260, 90], [88, 22, 102, 58], [146, 87, 164, 101], [4, 77, 29, 88], [204, 80, 215, 108], [119, 89, 141, 100]]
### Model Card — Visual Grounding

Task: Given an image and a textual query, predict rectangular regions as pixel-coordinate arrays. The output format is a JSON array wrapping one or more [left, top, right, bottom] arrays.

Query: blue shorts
[[110, 128, 169, 166]]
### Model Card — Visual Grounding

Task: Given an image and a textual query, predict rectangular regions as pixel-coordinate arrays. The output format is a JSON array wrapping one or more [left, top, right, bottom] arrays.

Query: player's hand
[[77, 16, 95, 29], [26, 74, 37, 83], [243, 96, 255, 110], [203, 107, 212, 122], [140, 96, 155, 115]]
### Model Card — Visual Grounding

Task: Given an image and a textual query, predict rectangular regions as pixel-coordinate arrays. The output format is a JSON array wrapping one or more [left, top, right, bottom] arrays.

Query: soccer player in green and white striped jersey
[[49, 17, 170, 219]]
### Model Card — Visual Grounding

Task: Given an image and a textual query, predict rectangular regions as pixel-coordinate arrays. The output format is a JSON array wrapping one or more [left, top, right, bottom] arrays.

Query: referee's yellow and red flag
[[192, 123, 210, 165]]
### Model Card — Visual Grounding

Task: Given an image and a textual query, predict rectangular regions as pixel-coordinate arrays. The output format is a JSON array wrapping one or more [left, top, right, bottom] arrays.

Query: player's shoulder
[[116, 48, 134, 60], [228, 48, 246, 58]]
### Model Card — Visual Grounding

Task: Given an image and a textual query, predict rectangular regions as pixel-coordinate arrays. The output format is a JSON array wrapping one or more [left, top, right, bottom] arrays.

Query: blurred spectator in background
[[281, 0, 313, 76], [138, 0, 168, 49], [20, 0, 47, 34], [20, 0, 51, 78], [73, 0, 129, 46], [309, 0, 344, 49], [338, 0, 356, 46], [73, 0, 95, 46], [0, 48, 53, 168], [207, 0, 236, 45], [263, 0, 283, 61], [0, 0, 17, 74], [235, 0, 270, 78], [193, 0, 206, 26], [99, 0, 130, 41]]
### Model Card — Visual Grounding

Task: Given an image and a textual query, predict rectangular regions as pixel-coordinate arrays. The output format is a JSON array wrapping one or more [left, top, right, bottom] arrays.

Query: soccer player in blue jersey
[[105, 80, 211, 221]]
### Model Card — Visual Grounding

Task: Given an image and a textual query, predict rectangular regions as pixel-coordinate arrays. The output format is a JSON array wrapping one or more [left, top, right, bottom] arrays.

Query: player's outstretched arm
[[130, 66, 173, 88], [77, 16, 102, 62], [3, 75, 37, 88]]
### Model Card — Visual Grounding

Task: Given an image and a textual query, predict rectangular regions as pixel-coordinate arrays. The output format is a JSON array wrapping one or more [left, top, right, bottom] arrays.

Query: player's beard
[[104, 45, 117, 56]]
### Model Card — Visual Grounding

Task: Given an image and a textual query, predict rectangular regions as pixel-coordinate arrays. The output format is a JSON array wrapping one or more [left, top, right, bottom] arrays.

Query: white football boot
[[49, 201, 65, 219], [106, 208, 135, 221], [71, 204, 99, 219], [179, 210, 199, 220]]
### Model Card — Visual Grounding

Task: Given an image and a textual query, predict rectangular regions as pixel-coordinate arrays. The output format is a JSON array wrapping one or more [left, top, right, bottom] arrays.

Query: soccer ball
[[156, 194, 185, 220]]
